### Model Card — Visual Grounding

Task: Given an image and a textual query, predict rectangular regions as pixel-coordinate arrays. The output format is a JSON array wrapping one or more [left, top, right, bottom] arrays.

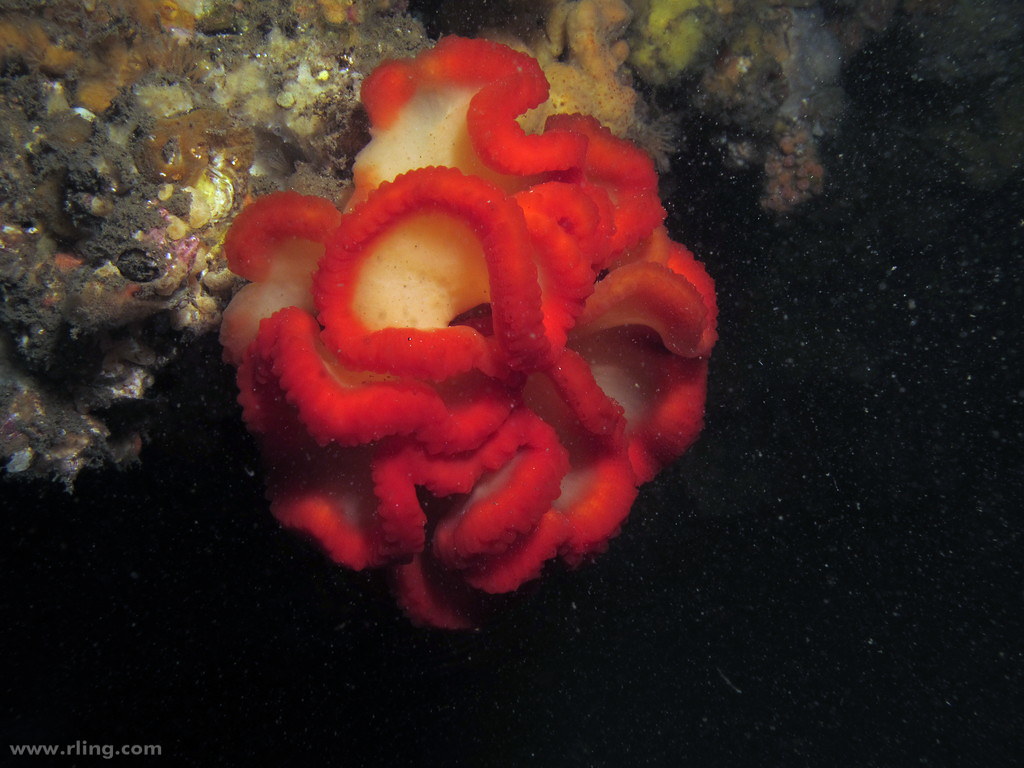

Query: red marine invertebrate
[[220, 37, 717, 629]]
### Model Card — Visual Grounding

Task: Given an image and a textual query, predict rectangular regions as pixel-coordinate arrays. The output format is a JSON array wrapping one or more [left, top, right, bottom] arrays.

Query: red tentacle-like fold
[[220, 36, 718, 628], [314, 166, 548, 380]]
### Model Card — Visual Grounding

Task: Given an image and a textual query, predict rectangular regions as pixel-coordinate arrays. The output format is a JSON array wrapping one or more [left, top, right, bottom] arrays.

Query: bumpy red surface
[[221, 37, 718, 629]]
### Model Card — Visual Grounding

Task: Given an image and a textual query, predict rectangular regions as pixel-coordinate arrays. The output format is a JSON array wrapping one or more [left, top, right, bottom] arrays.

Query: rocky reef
[[0, 0, 425, 484]]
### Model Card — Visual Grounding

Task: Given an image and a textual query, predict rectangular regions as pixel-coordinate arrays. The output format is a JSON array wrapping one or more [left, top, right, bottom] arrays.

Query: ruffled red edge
[[222, 37, 718, 630], [314, 166, 548, 380], [361, 36, 587, 177], [222, 190, 342, 282], [544, 114, 666, 258]]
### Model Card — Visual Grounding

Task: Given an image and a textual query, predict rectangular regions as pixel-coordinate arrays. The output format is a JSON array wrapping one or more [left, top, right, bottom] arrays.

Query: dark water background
[[3, 17, 1020, 768]]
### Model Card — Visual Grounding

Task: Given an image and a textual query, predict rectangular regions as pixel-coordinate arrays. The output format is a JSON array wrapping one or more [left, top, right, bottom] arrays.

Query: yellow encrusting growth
[[629, 0, 716, 85], [529, 0, 638, 138]]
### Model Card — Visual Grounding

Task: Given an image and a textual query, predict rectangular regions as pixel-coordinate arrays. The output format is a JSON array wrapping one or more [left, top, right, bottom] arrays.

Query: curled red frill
[[362, 36, 587, 176], [221, 36, 717, 629], [314, 166, 547, 380]]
